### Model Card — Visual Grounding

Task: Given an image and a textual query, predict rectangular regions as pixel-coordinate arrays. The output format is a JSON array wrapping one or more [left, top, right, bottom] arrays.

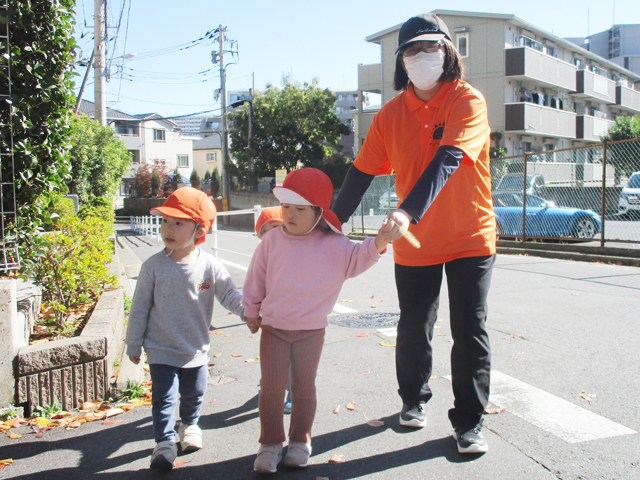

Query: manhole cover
[[331, 312, 399, 328]]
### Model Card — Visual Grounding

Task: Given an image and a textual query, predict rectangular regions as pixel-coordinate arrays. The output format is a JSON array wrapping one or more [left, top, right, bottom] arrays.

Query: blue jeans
[[149, 363, 208, 443]]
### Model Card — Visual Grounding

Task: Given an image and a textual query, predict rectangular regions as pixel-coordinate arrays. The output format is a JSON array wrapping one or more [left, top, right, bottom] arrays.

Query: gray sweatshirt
[[125, 249, 244, 368]]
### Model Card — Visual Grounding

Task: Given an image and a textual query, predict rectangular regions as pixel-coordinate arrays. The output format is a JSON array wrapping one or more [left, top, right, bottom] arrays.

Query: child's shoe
[[284, 442, 312, 468], [150, 440, 177, 470], [178, 423, 203, 452], [253, 443, 283, 474]]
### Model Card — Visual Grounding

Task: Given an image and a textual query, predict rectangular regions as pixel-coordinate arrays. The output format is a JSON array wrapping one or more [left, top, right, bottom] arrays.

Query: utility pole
[[218, 25, 229, 209], [94, 0, 107, 125]]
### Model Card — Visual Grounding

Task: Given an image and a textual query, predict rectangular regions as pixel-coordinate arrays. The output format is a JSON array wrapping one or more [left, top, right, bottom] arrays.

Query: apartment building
[[356, 10, 640, 158], [568, 24, 640, 78], [334, 90, 358, 158]]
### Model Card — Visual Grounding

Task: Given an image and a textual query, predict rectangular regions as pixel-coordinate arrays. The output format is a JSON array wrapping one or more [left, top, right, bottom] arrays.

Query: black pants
[[395, 254, 495, 430]]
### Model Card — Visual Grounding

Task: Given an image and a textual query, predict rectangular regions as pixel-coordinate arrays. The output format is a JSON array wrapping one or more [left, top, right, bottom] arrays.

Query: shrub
[[41, 194, 76, 231], [190, 169, 201, 189], [78, 196, 114, 226], [29, 216, 118, 328]]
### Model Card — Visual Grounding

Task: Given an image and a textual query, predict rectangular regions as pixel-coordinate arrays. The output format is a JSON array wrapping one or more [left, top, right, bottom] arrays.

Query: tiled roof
[[193, 134, 222, 150], [78, 100, 140, 121]]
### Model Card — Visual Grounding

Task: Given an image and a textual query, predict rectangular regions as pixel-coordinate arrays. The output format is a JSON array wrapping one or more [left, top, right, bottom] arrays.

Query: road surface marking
[[377, 327, 398, 338], [490, 370, 637, 443], [333, 303, 358, 314]]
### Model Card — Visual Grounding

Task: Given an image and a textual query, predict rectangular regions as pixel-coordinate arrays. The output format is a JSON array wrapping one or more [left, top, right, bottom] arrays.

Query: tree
[[203, 170, 212, 183], [228, 76, 350, 185], [600, 115, 640, 178], [150, 172, 161, 197], [133, 161, 169, 197], [67, 115, 132, 205], [190, 169, 201, 189], [1, 0, 77, 270], [210, 173, 220, 198]]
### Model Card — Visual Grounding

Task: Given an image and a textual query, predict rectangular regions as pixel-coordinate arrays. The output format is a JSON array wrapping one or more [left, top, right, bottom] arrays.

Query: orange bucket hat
[[255, 207, 283, 237], [272, 168, 342, 234], [150, 187, 217, 246]]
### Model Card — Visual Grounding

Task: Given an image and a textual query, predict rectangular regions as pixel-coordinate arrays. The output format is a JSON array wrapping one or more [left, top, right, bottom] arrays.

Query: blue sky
[[73, 0, 640, 118]]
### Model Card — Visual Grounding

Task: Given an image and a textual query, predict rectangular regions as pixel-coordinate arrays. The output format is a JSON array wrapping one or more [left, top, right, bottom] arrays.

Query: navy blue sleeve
[[401, 146, 465, 224], [331, 164, 376, 224]]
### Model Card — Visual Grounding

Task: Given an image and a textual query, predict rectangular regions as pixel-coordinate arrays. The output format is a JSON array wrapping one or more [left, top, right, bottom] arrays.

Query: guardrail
[[131, 205, 266, 260]]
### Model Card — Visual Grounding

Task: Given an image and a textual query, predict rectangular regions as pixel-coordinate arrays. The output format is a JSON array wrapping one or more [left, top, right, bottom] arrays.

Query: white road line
[[377, 327, 398, 338], [490, 370, 637, 443], [333, 303, 358, 314], [219, 259, 248, 272]]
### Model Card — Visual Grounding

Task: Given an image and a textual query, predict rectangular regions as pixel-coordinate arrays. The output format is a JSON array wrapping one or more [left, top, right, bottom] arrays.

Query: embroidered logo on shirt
[[432, 123, 445, 140], [198, 278, 211, 291]]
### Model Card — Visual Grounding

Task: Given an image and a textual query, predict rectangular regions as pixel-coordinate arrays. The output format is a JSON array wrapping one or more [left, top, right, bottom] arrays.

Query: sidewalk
[[1, 224, 638, 479]]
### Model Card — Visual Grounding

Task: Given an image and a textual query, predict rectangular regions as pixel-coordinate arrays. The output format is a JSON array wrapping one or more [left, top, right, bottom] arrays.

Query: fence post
[[213, 216, 218, 259], [253, 205, 262, 236], [600, 141, 608, 248], [0, 279, 17, 409], [521, 153, 529, 243]]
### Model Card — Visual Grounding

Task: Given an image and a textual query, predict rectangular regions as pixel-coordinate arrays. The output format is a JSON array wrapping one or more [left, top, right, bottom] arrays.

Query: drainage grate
[[331, 312, 400, 328]]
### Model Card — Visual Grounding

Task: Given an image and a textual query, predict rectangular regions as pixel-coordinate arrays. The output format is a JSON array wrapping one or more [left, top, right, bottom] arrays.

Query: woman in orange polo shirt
[[333, 13, 496, 454]]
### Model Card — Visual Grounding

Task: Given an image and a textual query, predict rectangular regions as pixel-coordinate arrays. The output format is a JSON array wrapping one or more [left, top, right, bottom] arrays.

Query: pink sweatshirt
[[243, 227, 385, 330]]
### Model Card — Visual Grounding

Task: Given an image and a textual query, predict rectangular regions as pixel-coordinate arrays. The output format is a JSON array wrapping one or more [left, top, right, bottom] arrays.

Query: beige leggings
[[258, 325, 325, 445]]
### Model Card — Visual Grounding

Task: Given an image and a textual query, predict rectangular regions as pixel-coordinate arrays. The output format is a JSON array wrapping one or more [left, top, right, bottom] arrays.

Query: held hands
[[374, 209, 413, 252], [243, 315, 262, 334]]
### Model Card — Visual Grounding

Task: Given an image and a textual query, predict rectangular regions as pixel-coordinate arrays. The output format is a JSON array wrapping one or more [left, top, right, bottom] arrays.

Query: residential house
[[193, 135, 222, 182], [355, 10, 640, 159], [79, 100, 196, 205]]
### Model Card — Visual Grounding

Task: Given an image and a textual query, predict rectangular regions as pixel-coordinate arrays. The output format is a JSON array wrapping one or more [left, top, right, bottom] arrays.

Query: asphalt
[[1, 222, 639, 479]]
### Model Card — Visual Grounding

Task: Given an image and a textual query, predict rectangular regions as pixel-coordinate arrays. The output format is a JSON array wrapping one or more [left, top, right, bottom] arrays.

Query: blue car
[[492, 192, 601, 239]]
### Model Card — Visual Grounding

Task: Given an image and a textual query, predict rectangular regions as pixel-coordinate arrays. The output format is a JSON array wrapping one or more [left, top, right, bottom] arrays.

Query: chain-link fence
[[348, 138, 640, 247]]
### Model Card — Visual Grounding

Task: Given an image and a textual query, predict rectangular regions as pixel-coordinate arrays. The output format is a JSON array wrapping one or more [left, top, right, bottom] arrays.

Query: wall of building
[[193, 149, 222, 178]]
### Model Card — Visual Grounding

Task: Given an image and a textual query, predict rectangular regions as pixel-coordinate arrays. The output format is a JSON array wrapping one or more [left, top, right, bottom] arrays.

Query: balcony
[[117, 134, 142, 151], [574, 70, 616, 104], [358, 63, 382, 93], [505, 47, 576, 91], [615, 85, 640, 114], [505, 103, 576, 138], [576, 115, 614, 142]]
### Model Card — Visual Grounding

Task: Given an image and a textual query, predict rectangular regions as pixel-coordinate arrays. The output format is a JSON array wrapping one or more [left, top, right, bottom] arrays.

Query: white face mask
[[404, 51, 445, 91]]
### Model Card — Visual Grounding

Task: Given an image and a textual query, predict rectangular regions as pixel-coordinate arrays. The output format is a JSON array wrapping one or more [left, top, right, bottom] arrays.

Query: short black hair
[[393, 39, 464, 91]]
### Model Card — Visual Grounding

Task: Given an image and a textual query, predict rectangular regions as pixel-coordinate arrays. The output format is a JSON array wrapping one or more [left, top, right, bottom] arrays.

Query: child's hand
[[129, 355, 142, 365], [244, 316, 261, 334], [374, 216, 396, 253]]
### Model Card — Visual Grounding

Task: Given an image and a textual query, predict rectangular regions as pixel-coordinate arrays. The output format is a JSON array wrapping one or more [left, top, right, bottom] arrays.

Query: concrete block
[[51, 369, 62, 408], [18, 337, 106, 376], [73, 364, 84, 408], [27, 375, 39, 415], [61, 367, 73, 411], [85, 362, 95, 402], [39, 372, 50, 407], [17, 376, 26, 404], [0, 278, 17, 408]]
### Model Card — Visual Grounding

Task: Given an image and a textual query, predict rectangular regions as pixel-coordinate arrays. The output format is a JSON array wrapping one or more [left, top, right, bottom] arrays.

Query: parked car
[[618, 172, 640, 217], [492, 191, 601, 239], [494, 173, 545, 195], [378, 186, 399, 210]]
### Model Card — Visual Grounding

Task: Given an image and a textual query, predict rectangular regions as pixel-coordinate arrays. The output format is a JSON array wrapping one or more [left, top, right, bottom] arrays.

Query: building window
[[206, 152, 217, 162], [130, 150, 140, 164], [338, 94, 343, 101], [457, 33, 468, 58], [347, 94, 353, 101], [546, 46, 555, 57], [153, 129, 166, 141], [624, 57, 630, 70], [177, 155, 189, 167]]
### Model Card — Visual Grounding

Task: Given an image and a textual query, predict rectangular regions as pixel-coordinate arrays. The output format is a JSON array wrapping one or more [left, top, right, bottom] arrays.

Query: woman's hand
[[385, 209, 413, 240], [129, 355, 142, 365], [244, 316, 262, 334]]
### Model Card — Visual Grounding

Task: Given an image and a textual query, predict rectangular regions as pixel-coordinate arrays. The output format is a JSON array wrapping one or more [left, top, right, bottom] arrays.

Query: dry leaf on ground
[[31, 417, 52, 427], [339, 299, 353, 302], [346, 402, 356, 411], [224, 334, 232, 337], [0, 459, 14, 471], [353, 333, 372, 337], [367, 419, 384, 427], [360, 370, 370, 375], [210, 398, 216, 403], [8, 431, 21, 439], [333, 405, 341, 414], [102, 419, 123, 425], [580, 392, 596, 403], [214, 331, 223, 335], [245, 358, 255, 363], [379, 340, 396, 347], [484, 404, 505, 414], [429, 375, 438, 380], [214, 353, 222, 357], [105, 408, 124, 418], [329, 455, 345, 463], [232, 354, 242, 357]]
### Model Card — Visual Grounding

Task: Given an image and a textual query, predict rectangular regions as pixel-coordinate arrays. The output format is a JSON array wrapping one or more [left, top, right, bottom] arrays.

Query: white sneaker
[[253, 443, 283, 474], [178, 423, 203, 452], [284, 442, 312, 468], [150, 440, 177, 470]]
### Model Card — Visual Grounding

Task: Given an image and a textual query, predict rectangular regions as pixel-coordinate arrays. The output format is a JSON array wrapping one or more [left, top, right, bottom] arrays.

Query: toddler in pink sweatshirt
[[243, 168, 394, 474]]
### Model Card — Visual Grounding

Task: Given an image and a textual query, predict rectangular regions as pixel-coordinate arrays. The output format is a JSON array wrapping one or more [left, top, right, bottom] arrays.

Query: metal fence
[[350, 138, 640, 246]]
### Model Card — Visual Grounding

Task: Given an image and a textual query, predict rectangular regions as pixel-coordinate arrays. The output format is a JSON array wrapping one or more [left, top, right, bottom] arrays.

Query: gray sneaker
[[253, 443, 283, 474], [150, 440, 177, 470], [453, 426, 488, 453], [399, 404, 426, 428]]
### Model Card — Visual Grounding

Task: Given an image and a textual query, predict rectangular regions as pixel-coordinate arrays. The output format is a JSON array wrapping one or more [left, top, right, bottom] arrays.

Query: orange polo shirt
[[354, 81, 496, 266]]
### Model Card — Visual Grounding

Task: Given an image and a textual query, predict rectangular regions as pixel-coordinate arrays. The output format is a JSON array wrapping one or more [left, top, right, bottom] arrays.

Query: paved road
[[1, 223, 639, 479]]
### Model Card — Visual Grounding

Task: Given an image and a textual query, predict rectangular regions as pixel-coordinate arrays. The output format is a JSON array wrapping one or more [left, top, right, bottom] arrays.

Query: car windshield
[[497, 177, 524, 190], [492, 192, 547, 208], [628, 174, 640, 189]]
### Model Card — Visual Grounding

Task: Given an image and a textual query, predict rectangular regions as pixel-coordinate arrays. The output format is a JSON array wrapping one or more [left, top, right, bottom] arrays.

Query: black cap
[[395, 13, 452, 54]]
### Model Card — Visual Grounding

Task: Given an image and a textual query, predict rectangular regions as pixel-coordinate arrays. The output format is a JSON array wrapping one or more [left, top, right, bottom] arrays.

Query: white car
[[618, 172, 640, 217], [378, 186, 399, 210]]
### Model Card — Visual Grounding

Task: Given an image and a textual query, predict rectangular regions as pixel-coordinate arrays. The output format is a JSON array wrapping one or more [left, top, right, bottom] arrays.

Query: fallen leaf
[[256, 356, 260, 359], [429, 375, 438, 380], [346, 402, 356, 411], [360, 370, 370, 375], [511, 334, 520, 339], [248, 335, 254, 338], [232, 354, 242, 358], [333, 405, 341, 414], [66, 420, 84, 429], [379, 340, 396, 347], [210, 398, 216, 403], [102, 419, 123, 425], [370, 305, 377, 308], [434, 325, 441, 329], [8, 431, 21, 439], [143, 398, 152, 406], [81, 402, 97, 410], [245, 358, 255, 363], [0, 459, 14, 471], [105, 408, 124, 418], [353, 333, 372, 337], [214, 331, 223, 335], [224, 334, 232, 337], [484, 404, 505, 414], [367, 419, 384, 427], [50, 413, 72, 420], [174, 460, 192, 467], [580, 392, 596, 403], [112, 369, 122, 377], [208, 363, 216, 367], [32, 417, 52, 427], [214, 353, 222, 357], [143, 365, 150, 372], [329, 454, 345, 463]]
